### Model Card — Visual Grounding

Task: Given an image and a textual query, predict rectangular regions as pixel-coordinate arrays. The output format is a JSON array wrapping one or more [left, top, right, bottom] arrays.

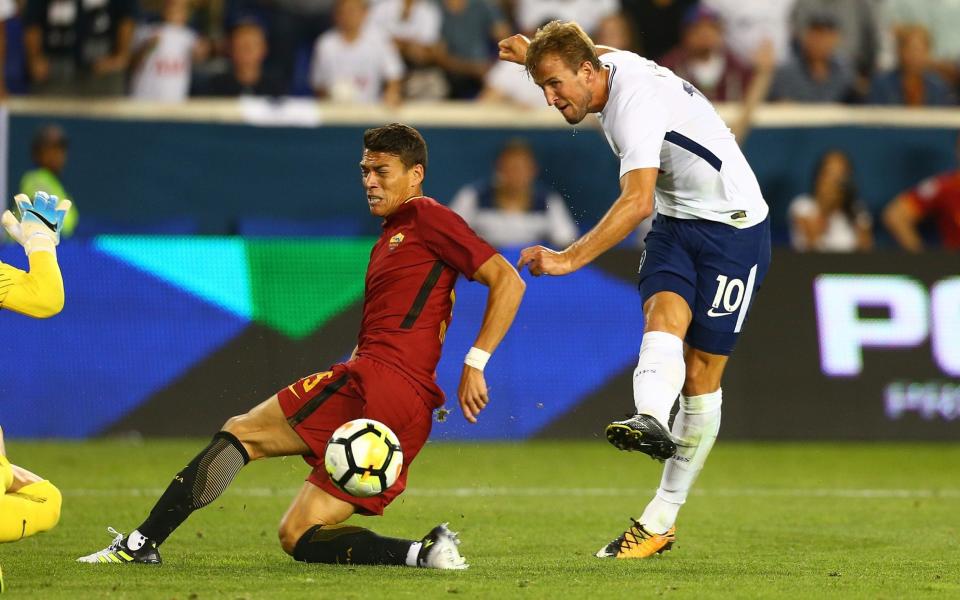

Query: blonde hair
[[525, 20, 601, 78]]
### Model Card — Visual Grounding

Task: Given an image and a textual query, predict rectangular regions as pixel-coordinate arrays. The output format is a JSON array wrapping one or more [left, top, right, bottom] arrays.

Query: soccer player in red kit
[[78, 124, 526, 569]]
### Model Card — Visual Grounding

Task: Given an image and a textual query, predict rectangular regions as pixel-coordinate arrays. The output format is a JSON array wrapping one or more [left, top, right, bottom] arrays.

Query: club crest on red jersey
[[389, 232, 405, 251]]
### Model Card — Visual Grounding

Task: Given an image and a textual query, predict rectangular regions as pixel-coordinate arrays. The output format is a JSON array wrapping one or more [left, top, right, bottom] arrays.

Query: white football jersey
[[597, 51, 768, 228]]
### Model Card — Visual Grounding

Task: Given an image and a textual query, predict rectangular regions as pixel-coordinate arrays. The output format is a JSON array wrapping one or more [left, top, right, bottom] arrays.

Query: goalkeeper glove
[[2, 192, 72, 255]]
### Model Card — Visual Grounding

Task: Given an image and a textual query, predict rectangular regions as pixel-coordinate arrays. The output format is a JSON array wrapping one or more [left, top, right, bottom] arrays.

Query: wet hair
[[525, 20, 601, 79], [363, 123, 428, 171]]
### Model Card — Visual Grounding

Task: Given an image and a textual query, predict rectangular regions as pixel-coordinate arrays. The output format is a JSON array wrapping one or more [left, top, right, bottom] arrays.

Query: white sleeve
[[418, 3, 442, 45], [448, 185, 479, 224], [545, 192, 579, 247], [611, 90, 669, 178], [381, 39, 406, 81], [788, 196, 816, 220], [787, 196, 814, 251], [0, 0, 15, 21], [309, 38, 328, 91]]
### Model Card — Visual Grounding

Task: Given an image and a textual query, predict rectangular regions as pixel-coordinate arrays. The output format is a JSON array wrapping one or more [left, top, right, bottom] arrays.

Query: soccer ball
[[324, 419, 403, 498]]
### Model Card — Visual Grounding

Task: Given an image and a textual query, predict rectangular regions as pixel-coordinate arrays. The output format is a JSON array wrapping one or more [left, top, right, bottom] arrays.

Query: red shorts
[[277, 356, 433, 515]]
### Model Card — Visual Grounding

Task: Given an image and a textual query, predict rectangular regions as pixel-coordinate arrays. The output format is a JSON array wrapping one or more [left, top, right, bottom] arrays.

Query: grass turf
[[1, 440, 958, 599]]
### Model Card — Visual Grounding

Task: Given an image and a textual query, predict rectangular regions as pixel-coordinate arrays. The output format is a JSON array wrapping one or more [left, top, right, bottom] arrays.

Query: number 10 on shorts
[[710, 266, 758, 333]]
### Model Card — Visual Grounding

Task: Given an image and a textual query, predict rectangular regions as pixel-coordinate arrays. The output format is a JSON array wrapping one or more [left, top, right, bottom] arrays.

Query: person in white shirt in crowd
[[701, 0, 795, 67], [789, 149, 873, 252], [368, 0, 445, 99], [450, 139, 578, 248], [310, 0, 404, 105], [130, 0, 210, 102], [514, 0, 619, 37]]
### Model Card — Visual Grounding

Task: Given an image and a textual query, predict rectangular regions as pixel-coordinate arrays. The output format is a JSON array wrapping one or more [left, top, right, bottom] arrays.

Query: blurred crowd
[[3, 0, 960, 107]]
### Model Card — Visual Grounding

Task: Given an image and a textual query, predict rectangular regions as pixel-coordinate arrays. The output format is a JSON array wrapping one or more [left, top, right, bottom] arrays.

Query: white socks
[[406, 541, 423, 567], [640, 389, 722, 534], [632, 331, 685, 426]]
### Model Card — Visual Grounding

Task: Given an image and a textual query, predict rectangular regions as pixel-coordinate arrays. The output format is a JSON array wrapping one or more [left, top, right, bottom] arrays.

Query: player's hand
[[498, 34, 530, 65], [516, 245, 575, 277], [2, 192, 72, 255], [458, 366, 489, 424]]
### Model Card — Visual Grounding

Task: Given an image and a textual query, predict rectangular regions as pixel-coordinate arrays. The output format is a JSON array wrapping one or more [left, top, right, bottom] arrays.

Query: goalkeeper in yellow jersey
[[0, 191, 70, 591]]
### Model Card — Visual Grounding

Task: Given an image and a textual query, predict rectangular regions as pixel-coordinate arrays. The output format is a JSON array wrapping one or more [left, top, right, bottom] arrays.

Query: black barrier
[[722, 250, 959, 440]]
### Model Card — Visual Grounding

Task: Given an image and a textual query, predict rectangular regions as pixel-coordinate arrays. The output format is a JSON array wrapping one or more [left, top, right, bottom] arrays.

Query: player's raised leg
[[77, 394, 309, 564], [606, 289, 691, 460], [278, 482, 466, 569]]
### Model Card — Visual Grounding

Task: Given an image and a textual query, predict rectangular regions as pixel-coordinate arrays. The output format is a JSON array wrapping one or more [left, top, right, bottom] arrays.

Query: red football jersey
[[355, 196, 497, 407], [905, 171, 960, 249]]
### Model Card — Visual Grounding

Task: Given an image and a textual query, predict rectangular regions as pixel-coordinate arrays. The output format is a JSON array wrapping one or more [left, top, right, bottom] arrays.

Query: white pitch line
[[64, 487, 960, 499]]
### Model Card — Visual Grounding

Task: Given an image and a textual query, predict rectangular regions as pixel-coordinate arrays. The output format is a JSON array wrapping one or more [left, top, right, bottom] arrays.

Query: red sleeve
[[905, 175, 946, 217], [417, 201, 497, 280]]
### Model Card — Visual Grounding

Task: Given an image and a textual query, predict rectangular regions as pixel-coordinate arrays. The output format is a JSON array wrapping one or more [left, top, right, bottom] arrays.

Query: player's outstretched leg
[[77, 395, 308, 564], [278, 482, 468, 570], [606, 329, 685, 460]]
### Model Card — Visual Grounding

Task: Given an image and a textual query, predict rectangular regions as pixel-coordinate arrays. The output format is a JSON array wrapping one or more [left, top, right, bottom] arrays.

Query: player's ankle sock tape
[[138, 431, 249, 545], [680, 389, 722, 414], [293, 524, 412, 566]]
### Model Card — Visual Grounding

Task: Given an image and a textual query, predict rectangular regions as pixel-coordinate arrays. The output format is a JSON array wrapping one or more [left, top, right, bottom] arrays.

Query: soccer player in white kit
[[501, 21, 771, 559]]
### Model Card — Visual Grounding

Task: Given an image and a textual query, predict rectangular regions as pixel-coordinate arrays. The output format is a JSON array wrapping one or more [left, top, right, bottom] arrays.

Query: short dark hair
[[362, 123, 428, 171], [526, 20, 601, 78]]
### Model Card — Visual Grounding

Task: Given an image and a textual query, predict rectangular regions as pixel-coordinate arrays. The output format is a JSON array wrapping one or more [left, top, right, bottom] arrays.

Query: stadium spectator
[[790, 0, 882, 96], [619, 0, 696, 61], [659, 5, 753, 103], [788, 150, 872, 252], [24, 0, 137, 96], [434, 0, 510, 99], [883, 133, 960, 252], [594, 12, 641, 55], [701, 0, 795, 67], [261, 0, 334, 92], [513, 0, 618, 37], [868, 25, 954, 107], [449, 139, 578, 248], [769, 15, 854, 103], [478, 61, 544, 108], [368, 0, 445, 99], [19, 125, 78, 238], [882, 1, 960, 84], [309, 0, 403, 104], [130, 0, 209, 102], [193, 20, 285, 96]]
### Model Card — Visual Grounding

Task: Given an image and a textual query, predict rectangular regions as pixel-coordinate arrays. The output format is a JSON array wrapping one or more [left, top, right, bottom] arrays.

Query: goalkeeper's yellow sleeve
[[0, 480, 62, 543], [0, 251, 64, 318]]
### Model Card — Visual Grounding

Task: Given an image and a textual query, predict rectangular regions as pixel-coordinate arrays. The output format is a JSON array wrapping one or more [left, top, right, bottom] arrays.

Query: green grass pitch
[[2, 440, 958, 599]]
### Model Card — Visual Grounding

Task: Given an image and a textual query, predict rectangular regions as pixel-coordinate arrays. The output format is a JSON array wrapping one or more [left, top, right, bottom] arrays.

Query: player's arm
[[518, 168, 657, 276], [0, 192, 70, 318], [0, 254, 64, 318], [458, 254, 526, 424], [882, 193, 924, 252]]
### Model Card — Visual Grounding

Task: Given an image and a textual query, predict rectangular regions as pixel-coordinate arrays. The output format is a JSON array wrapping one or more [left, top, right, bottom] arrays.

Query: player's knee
[[42, 482, 62, 531], [278, 520, 303, 555], [221, 414, 266, 461]]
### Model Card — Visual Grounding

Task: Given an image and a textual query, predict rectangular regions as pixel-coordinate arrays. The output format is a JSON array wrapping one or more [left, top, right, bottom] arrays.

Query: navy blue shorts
[[638, 214, 771, 355]]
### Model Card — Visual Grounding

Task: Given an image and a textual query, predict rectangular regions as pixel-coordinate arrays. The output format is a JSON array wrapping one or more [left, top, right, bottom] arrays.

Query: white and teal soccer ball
[[324, 419, 403, 498]]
